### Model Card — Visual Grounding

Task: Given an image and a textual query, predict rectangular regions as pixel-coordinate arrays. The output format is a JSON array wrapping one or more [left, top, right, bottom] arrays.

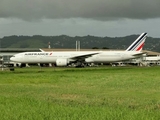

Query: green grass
[[0, 66, 160, 120]]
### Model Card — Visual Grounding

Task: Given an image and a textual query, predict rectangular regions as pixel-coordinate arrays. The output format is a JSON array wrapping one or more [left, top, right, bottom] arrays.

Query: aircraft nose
[[10, 56, 16, 61], [10, 57, 13, 61]]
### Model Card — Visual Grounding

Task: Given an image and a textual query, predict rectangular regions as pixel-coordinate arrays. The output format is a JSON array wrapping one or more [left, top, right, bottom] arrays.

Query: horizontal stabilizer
[[132, 52, 147, 56]]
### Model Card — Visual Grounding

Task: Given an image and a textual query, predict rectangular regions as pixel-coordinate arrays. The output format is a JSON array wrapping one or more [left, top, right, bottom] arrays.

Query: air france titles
[[25, 53, 49, 56]]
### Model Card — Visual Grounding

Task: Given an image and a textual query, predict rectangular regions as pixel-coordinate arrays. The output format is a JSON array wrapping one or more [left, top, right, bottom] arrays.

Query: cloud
[[0, 0, 160, 21]]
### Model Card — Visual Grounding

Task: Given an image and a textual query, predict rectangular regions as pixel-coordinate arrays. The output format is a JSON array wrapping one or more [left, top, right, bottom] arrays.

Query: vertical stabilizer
[[125, 33, 147, 51]]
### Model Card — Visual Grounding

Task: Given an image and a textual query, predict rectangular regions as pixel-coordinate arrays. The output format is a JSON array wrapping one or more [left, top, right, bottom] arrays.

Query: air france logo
[[25, 53, 49, 55]]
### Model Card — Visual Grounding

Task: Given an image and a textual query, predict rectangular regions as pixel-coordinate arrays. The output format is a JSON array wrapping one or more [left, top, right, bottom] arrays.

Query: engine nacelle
[[56, 58, 68, 66]]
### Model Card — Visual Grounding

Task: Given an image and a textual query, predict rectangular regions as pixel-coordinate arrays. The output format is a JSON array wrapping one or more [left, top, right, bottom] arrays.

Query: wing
[[39, 49, 45, 52], [70, 52, 99, 61]]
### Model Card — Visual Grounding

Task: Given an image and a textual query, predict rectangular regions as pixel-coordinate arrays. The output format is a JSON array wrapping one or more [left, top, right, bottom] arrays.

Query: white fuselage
[[9, 32, 147, 66], [10, 51, 141, 64]]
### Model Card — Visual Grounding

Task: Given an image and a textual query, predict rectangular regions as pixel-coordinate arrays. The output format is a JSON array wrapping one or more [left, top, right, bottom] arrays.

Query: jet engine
[[56, 58, 68, 66]]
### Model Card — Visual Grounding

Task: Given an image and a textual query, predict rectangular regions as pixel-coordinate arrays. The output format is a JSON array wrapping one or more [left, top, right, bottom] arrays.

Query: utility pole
[[76, 41, 80, 51], [48, 42, 51, 49]]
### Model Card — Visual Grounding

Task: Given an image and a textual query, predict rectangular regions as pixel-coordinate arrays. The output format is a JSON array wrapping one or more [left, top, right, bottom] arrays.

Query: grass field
[[0, 66, 160, 120]]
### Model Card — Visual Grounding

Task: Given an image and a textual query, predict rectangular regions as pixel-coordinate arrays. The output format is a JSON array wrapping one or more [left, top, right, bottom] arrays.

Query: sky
[[0, 0, 160, 38]]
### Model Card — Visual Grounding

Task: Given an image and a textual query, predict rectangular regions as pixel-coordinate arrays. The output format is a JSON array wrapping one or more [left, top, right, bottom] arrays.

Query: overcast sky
[[0, 0, 160, 38]]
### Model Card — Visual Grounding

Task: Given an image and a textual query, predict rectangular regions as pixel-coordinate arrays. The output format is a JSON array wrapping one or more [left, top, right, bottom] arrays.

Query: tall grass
[[0, 66, 160, 120]]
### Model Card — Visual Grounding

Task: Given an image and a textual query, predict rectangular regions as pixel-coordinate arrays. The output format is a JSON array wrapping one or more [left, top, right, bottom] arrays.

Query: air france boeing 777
[[10, 33, 147, 67]]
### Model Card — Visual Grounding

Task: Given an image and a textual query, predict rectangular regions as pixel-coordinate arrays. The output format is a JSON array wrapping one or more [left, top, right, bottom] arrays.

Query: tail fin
[[125, 33, 147, 51]]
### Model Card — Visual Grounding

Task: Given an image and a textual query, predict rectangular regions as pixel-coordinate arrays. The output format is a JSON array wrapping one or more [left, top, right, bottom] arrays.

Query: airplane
[[10, 33, 147, 67]]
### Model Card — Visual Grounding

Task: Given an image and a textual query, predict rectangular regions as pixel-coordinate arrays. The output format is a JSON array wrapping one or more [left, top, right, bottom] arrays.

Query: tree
[[92, 47, 99, 49]]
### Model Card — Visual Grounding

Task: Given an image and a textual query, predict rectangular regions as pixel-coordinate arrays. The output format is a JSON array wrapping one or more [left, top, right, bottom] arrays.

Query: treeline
[[0, 34, 160, 52]]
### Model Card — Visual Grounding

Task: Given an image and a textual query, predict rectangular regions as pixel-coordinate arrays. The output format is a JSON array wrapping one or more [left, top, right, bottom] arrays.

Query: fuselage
[[10, 51, 141, 64], [10, 33, 147, 66]]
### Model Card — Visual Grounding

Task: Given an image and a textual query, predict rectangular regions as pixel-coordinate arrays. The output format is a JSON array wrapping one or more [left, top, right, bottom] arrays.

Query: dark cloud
[[0, 0, 160, 21]]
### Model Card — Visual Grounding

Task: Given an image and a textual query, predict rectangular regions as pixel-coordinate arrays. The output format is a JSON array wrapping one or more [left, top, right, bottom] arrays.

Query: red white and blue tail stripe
[[125, 33, 147, 51]]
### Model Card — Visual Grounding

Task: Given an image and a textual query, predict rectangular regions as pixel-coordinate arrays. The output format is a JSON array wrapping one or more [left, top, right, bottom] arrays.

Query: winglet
[[125, 33, 147, 51]]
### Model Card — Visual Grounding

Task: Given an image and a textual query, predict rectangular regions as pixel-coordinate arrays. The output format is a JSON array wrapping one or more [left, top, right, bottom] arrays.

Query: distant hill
[[0, 34, 160, 52]]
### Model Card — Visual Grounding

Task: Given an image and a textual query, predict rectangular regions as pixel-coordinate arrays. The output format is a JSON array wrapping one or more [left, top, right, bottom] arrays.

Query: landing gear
[[68, 61, 85, 68], [75, 62, 85, 68]]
